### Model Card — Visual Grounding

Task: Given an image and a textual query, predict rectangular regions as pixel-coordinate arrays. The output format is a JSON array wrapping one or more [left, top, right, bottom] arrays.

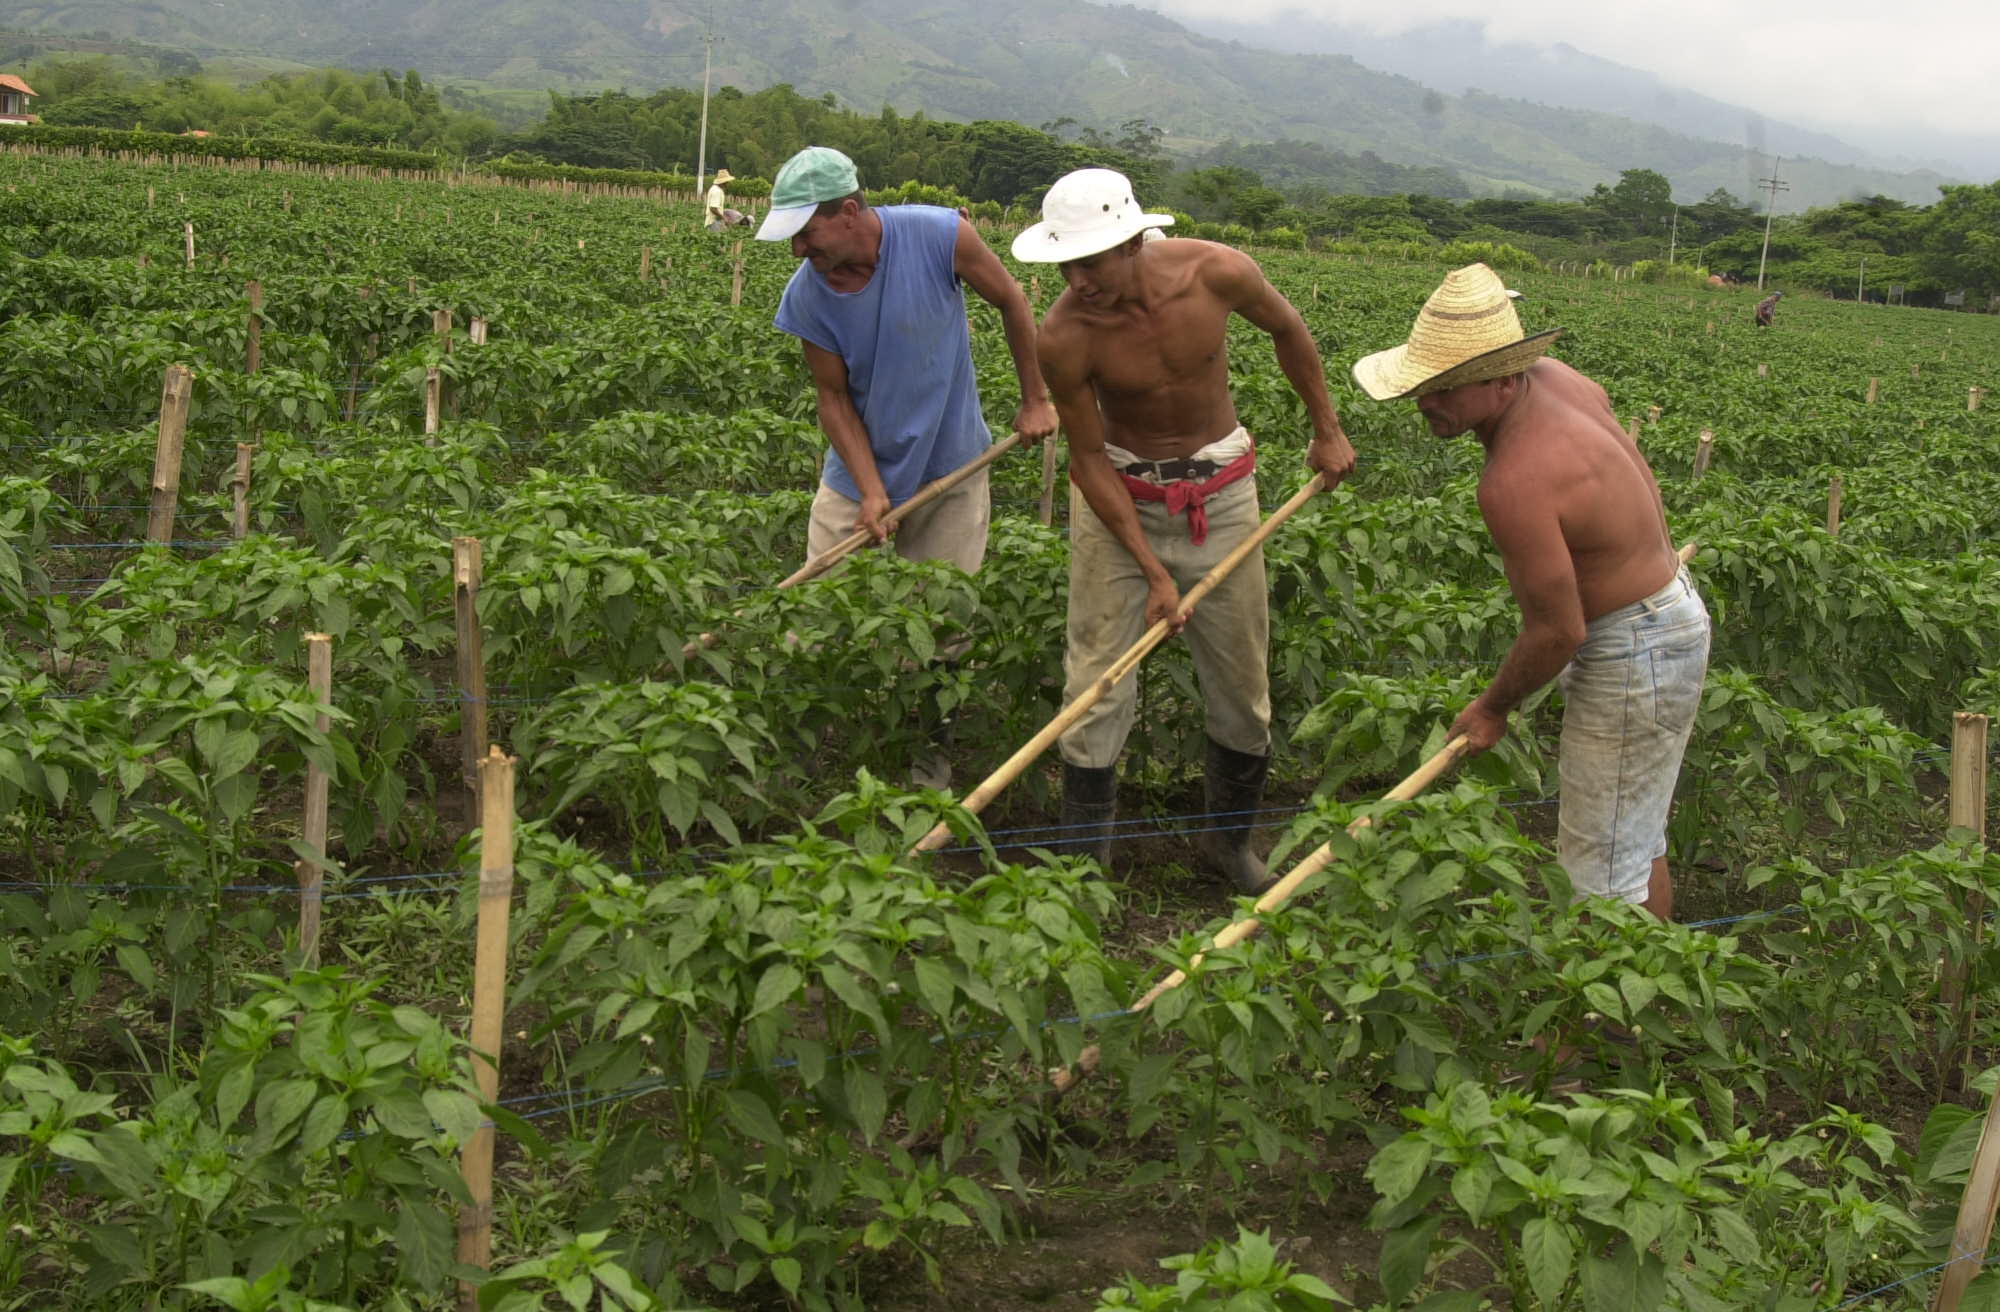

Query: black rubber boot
[[1201, 738, 1272, 895], [1059, 761, 1119, 873]]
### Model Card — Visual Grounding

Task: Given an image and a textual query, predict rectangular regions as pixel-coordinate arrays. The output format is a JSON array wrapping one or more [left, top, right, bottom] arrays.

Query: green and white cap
[[755, 146, 862, 242]]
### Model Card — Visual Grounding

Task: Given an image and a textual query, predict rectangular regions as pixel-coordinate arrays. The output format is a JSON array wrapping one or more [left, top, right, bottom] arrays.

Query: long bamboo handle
[[910, 473, 1327, 854], [1677, 541, 1697, 565], [683, 432, 1027, 657], [1049, 736, 1469, 1095]]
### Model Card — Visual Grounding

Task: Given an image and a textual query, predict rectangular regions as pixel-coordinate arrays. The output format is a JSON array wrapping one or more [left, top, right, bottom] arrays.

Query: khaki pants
[[805, 468, 990, 574], [1058, 476, 1271, 769]]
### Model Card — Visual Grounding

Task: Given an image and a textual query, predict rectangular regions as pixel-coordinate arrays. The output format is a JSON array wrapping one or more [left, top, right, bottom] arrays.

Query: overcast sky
[[1141, 0, 1998, 164]]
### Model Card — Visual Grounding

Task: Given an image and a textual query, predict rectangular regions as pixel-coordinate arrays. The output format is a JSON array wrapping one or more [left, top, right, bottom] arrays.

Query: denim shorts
[[1556, 567, 1711, 902]]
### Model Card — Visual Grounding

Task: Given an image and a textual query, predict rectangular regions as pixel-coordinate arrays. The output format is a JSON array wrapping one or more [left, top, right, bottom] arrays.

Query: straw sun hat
[[1352, 263, 1562, 401], [712, 169, 734, 185]]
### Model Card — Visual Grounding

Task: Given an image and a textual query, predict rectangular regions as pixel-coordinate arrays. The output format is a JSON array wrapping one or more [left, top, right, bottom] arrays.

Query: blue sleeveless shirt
[[774, 205, 992, 505]]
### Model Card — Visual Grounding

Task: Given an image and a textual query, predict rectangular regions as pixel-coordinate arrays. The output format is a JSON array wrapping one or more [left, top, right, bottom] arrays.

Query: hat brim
[[1011, 213, 1174, 264], [1352, 328, 1564, 401], [755, 204, 816, 242]]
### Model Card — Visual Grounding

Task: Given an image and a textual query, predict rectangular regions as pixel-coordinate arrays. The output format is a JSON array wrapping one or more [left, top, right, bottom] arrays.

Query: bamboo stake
[[1049, 736, 1471, 1095], [1933, 1064, 2000, 1312], [1867, 376, 1879, 405], [296, 634, 333, 966], [245, 280, 263, 374], [683, 433, 1028, 656], [433, 308, 453, 353], [146, 365, 194, 545], [456, 748, 516, 1310], [1037, 434, 1061, 527], [469, 317, 488, 346], [183, 221, 195, 270], [640, 245, 651, 281], [232, 443, 254, 539], [1971, 388, 1984, 413], [911, 474, 1328, 855], [424, 367, 442, 439], [1757, 362, 1769, 379], [1941, 712, 1989, 1021], [1692, 429, 1714, 480], [454, 538, 489, 822]]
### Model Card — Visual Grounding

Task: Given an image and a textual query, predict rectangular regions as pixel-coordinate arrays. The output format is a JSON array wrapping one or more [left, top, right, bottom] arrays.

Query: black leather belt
[[1121, 457, 1223, 482]]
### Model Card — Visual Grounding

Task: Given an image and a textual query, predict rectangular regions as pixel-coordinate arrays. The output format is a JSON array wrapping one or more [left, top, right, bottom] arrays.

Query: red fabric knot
[[1119, 447, 1257, 545]]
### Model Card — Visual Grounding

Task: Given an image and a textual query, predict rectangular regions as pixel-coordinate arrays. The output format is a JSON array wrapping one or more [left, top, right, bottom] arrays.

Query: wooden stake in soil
[[730, 239, 745, 307], [469, 317, 488, 347], [456, 747, 517, 1311], [1913, 362, 1922, 380], [1940, 712, 1990, 1020], [424, 367, 442, 439], [1757, 362, 1769, 379], [245, 280, 263, 374], [1932, 1055, 2000, 1312], [1825, 475, 1843, 536], [146, 365, 194, 545], [640, 245, 652, 282], [183, 221, 195, 271], [1049, 736, 1472, 1096], [910, 474, 1329, 855], [1971, 387, 1984, 413], [1037, 434, 1061, 527], [1867, 376, 1879, 405], [1693, 429, 1715, 480], [296, 633, 333, 966], [232, 443, 254, 539], [454, 538, 489, 822]]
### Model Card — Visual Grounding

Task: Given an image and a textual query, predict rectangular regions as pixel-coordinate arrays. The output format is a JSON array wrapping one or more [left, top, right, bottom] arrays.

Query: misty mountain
[[0, 0, 1959, 208]]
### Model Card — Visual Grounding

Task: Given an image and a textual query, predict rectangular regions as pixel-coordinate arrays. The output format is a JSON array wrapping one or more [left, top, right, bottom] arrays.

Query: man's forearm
[[817, 392, 887, 499], [997, 291, 1049, 408], [1478, 623, 1583, 715]]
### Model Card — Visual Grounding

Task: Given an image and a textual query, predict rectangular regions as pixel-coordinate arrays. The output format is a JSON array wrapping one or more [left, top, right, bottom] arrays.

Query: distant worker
[[704, 168, 735, 232], [1353, 263, 1709, 919], [757, 146, 1058, 783], [1754, 289, 1781, 326], [1013, 168, 1355, 893]]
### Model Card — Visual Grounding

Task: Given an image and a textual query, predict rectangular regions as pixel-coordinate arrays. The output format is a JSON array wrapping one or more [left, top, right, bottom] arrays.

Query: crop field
[[4, 152, 2000, 1312]]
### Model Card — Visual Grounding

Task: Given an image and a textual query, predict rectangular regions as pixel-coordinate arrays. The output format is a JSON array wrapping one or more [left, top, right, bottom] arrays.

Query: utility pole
[[1755, 159, 1790, 292], [1667, 206, 1680, 265], [694, 27, 718, 202], [1858, 254, 1866, 303]]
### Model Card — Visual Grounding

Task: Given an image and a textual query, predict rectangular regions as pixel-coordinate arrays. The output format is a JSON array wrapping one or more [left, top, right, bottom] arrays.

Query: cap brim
[[1011, 213, 1174, 264], [755, 205, 815, 242], [1352, 329, 1565, 401]]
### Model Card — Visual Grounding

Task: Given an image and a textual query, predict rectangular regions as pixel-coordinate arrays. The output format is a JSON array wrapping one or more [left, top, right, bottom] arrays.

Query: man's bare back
[[1039, 239, 1249, 459], [1481, 360, 1679, 620]]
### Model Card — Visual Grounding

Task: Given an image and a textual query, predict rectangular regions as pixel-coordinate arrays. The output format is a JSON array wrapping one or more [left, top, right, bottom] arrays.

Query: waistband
[[1105, 426, 1251, 486], [1587, 565, 1696, 631]]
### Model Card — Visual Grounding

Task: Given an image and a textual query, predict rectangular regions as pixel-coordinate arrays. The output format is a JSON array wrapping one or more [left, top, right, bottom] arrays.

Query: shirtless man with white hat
[[1353, 263, 1709, 917], [1014, 168, 1355, 892]]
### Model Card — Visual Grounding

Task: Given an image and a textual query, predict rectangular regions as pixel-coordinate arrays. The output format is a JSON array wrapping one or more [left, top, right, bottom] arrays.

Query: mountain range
[[0, 0, 1962, 209]]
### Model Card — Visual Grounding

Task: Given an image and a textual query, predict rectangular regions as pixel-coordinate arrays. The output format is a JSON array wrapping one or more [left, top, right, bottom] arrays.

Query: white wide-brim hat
[[1352, 263, 1562, 401], [1012, 167, 1174, 263]]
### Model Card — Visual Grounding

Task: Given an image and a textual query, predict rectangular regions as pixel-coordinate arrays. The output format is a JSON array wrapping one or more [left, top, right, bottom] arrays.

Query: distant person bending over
[[1013, 168, 1355, 893], [1353, 263, 1709, 919], [705, 169, 735, 233], [1754, 289, 1781, 326]]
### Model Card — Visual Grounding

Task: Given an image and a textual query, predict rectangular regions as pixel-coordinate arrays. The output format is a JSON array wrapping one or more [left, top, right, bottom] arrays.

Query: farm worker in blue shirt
[[760, 146, 1057, 571], [759, 146, 1057, 788]]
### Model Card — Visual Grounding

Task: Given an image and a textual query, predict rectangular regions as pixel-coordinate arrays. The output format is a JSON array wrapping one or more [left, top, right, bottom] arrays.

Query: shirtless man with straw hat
[[1353, 262, 1709, 917], [1014, 167, 1355, 893]]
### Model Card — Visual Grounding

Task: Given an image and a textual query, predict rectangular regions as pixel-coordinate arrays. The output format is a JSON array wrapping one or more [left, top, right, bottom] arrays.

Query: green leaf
[[723, 1089, 786, 1147], [371, 1089, 434, 1140], [1521, 1216, 1574, 1310], [1365, 1135, 1433, 1206], [846, 1067, 887, 1144], [423, 1090, 484, 1144], [255, 1078, 318, 1141], [771, 1256, 802, 1296], [1378, 1216, 1439, 1306], [749, 963, 801, 1021], [296, 1092, 348, 1155]]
